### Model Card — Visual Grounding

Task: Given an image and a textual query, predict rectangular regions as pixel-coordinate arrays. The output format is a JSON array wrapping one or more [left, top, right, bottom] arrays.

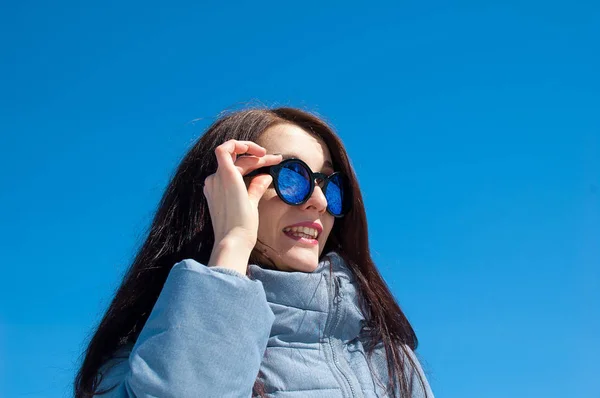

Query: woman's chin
[[279, 250, 319, 273]]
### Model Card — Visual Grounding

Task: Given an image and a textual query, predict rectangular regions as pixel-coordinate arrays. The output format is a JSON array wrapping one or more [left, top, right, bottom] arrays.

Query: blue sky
[[1, 1, 598, 397]]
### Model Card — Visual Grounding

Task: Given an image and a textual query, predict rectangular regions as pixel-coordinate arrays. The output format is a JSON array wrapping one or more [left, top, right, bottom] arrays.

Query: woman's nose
[[303, 184, 328, 213]]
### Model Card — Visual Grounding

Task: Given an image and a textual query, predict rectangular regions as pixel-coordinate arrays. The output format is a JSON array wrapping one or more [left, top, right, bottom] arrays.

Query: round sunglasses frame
[[246, 157, 351, 218]]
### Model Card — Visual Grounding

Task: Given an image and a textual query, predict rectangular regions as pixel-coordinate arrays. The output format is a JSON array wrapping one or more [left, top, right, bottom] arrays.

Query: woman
[[75, 107, 434, 397]]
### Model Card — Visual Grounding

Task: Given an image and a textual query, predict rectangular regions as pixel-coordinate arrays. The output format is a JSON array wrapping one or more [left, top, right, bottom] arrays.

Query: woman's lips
[[283, 230, 319, 246]]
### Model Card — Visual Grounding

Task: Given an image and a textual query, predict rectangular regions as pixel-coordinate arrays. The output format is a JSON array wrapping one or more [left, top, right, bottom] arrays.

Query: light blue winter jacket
[[97, 252, 434, 397]]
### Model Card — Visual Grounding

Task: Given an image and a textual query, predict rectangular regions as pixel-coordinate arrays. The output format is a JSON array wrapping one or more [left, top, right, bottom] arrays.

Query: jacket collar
[[248, 251, 366, 343]]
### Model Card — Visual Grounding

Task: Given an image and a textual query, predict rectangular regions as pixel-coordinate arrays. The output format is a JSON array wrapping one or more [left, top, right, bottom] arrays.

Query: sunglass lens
[[325, 174, 344, 216], [277, 161, 311, 204]]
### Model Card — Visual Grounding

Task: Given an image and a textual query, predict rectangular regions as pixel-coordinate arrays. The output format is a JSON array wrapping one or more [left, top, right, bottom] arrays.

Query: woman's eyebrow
[[280, 154, 335, 171]]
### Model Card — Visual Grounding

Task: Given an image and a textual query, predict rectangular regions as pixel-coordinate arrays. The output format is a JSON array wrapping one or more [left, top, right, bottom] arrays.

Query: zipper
[[334, 275, 342, 303], [328, 275, 357, 397]]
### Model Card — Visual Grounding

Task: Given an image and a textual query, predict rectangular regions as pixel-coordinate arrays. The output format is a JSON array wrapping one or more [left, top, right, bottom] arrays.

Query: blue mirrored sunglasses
[[246, 158, 351, 217]]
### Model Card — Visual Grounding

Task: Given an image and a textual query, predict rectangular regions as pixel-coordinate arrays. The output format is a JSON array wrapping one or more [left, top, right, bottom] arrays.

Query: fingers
[[234, 153, 282, 175], [247, 174, 273, 208], [208, 139, 280, 206], [214, 140, 267, 168]]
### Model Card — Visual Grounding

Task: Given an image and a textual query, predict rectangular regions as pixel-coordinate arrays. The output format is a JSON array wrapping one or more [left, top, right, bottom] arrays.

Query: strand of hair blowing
[[74, 107, 428, 398]]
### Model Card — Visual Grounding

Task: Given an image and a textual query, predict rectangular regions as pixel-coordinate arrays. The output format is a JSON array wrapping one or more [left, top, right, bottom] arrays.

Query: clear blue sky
[[1, 1, 598, 397]]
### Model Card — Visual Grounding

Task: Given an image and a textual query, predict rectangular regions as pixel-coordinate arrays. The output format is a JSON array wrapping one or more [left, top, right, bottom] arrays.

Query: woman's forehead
[[259, 124, 333, 169]]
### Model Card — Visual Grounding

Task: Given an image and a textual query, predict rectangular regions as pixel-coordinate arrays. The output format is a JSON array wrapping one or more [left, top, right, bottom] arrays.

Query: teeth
[[283, 226, 319, 239]]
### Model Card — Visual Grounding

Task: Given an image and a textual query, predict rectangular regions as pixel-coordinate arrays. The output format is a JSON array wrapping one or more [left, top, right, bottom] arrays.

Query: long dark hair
[[75, 107, 426, 397]]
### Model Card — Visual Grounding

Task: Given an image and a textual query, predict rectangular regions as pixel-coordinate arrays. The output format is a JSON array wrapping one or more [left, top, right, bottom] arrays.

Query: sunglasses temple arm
[[246, 166, 272, 178]]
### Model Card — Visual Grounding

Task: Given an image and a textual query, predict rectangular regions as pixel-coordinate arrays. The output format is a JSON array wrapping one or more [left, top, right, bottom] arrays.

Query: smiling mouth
[[282, 226, 319, 239], [282, 228, 319, 246]]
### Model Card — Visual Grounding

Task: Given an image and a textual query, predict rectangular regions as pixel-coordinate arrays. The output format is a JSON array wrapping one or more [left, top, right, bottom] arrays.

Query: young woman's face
[[254, 123, 335, 272]]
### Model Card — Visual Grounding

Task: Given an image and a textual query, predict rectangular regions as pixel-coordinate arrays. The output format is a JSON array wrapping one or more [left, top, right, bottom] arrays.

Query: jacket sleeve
[[96, 259, 275, 398]]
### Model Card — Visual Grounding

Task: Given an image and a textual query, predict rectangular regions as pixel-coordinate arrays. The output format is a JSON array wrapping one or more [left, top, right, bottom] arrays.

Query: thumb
[[247, 174, 273, 207]]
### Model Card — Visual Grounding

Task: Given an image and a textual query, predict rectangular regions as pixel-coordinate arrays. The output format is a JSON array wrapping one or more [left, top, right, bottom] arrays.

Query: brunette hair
[[74, 107, 427, 397]]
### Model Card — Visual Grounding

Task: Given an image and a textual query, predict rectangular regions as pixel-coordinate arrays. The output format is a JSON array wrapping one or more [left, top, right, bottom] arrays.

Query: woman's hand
[[203, 139, 282, 271]]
